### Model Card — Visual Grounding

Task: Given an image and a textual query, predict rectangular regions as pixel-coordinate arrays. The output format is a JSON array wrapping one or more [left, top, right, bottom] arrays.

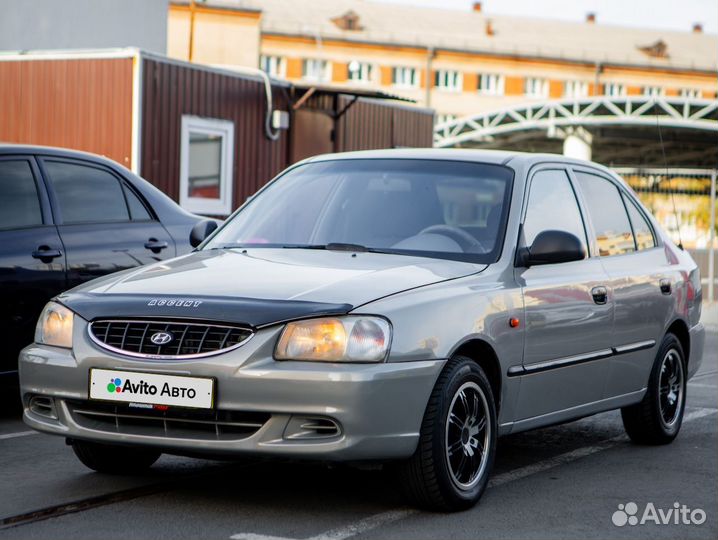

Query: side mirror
[[189, 219, 219, 248], [524, 230, 586, 267]]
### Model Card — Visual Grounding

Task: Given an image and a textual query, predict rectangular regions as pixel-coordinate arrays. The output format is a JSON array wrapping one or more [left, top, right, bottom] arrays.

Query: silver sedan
[[19, 149, 705, 511]]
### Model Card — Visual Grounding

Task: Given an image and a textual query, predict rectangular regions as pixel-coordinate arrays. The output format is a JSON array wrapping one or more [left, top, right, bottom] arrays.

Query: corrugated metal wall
[[140, 57, 291, 207], [0, 58, 134, 167], [336, 96, 434, 151], [0, 54, 434, 212]]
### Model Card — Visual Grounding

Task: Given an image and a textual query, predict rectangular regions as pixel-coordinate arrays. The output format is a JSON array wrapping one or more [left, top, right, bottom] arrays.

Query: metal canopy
[[434, 97, 718, 167], [292, 83, 415, 104]]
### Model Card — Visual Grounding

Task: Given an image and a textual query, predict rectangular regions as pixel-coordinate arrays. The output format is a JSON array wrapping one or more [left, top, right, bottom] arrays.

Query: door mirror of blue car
[[190, 219, 219, 248]]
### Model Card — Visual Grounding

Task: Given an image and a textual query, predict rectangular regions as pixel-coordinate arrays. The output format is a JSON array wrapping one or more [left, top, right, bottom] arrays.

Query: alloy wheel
[[445, 381, 491, 490], [658, 348, 684, 427]]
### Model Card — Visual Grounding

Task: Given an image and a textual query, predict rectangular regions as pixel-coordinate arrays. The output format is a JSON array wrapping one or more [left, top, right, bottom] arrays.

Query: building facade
[[0, 0, 168, 54], [0, 49, 432, 217], [167, 0, 718, 123]]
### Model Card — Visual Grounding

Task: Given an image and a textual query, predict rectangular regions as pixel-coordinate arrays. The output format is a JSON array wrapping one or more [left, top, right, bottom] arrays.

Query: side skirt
[[498, 389, 646, 435]]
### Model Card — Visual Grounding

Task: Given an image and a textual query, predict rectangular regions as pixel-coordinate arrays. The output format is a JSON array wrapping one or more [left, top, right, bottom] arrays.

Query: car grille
[[66, 399, 269, 441], [89, 319, 253, 359]]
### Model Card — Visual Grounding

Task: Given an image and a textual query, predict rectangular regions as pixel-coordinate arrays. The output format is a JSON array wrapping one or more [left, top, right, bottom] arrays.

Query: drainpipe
[[425, 46, 435, 108], [709, 168, 716, 302], [188, 0, 196, 62], [594, 61, 602, 96]]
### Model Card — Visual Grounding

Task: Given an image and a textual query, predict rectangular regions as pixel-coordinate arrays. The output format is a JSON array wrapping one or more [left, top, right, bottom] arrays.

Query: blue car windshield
[[204, 159, 514, 263]]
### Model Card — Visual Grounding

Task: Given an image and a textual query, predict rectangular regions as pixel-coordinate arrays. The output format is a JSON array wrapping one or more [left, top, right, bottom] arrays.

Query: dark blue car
[[0, 145, 213, 376]]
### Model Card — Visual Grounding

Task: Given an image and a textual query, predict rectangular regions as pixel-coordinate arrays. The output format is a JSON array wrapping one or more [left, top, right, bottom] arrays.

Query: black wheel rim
[[659, 348, 684, 427], [444, 381, 490, 490]]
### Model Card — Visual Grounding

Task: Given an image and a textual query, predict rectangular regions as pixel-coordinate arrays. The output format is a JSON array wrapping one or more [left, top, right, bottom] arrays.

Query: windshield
[[204, 159, 514, 263]]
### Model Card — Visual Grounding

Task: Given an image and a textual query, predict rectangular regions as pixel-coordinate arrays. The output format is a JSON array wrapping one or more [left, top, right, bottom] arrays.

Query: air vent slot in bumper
[[66, 400, 269, 441], [283, 416, 342, 440]]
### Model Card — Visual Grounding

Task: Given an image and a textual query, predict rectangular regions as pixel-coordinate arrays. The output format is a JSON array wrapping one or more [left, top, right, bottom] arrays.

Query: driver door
[[513, 167, 613, 424]]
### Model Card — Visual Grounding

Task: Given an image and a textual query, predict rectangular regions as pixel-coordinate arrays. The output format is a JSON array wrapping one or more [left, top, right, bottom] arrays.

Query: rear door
[[0, 156, 66, 374], [40, 157, 175, 288], [514, 166, 613, 422], [572, 169, 669, 397]]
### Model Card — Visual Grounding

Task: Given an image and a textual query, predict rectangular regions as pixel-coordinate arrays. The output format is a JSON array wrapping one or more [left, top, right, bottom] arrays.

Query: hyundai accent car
[[19, 149, 704, 511]]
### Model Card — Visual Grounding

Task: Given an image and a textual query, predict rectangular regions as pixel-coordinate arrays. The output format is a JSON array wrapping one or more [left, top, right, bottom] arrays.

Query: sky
[[375, 0, 718, 34]]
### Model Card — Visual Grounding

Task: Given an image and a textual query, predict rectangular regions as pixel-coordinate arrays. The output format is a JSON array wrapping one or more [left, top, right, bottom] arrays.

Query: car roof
[[302, 147, 614, 175], [0, 143, 127, 170]]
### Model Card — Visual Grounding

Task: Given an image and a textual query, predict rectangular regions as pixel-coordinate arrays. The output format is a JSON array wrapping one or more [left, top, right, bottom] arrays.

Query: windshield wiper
[[211, 242, 399, 255], [282, 242, 370, 252]]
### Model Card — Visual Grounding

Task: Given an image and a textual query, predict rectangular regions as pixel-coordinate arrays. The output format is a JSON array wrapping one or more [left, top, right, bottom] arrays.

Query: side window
[[622, 193, 656, 250], [0, 160, 43, 230], [123, 184, 153, 221], [575, 172, 635, 257], [523, 169, 588, 251], [44, 161, 130, 224]]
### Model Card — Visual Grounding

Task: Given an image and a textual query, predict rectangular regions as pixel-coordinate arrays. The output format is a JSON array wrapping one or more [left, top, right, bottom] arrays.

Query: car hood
[[58, 248, 486, 327]]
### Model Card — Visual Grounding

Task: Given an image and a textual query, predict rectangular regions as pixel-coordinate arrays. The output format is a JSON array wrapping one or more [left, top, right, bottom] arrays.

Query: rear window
[[45, 161, 130, 224], [575, 172, 635, 257]]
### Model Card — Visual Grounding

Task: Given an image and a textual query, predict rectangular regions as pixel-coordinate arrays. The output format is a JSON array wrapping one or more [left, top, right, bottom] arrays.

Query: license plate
[[89, 369, 215, 409]]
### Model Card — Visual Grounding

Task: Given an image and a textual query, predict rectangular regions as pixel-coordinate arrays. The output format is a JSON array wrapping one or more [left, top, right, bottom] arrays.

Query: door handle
[[144, 239, 169, 254], [591, 286, 608, 305], [32, 246, 62, 263], [659, 278, 672, 295]]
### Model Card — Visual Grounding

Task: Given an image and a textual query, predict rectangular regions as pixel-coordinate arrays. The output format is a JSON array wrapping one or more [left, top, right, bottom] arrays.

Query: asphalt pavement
[[0, 310, 715, 540]]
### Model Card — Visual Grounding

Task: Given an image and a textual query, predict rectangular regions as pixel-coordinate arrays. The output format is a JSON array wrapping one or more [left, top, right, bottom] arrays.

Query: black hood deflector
[[57, 292, 353, 329]]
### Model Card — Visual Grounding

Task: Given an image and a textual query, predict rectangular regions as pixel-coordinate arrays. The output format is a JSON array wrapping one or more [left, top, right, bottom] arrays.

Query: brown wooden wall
[[0, 58, 134, 167], [140, 58, 291, 207]]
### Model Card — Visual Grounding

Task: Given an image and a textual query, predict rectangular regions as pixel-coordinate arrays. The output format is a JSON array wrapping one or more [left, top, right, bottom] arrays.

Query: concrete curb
[[701, 302, 718, 331]]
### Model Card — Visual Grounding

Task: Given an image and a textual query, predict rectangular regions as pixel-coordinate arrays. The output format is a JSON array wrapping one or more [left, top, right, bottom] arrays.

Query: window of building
[[0, 160, 43, 230], [477, 73, 505, 95], [563, 80, 589, 98], [434, 69, 462, 92], [642, 86, 665, 97], [524, 77, 549, 98], [435, 113, 457, 125], [180, 116, 234, 216], [331, 10, 363, 31], [679, 88, 701, 98], [45, 161, 130, 224], [260, 55, 286, 78], [604, 83, 627, 97], [622, 193, 656, 250], [348, 60, 373, 83], [575, 172, 635, 257], [523, 169, 588, 251], [392, 66, 419, 89], [301, 59, 331, 82]]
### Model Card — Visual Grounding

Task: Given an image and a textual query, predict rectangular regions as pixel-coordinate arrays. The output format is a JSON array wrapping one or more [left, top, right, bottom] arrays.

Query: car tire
[[72, 440, 161, 474], [621, 333, 686, 445], [395, 355, 497, 511]]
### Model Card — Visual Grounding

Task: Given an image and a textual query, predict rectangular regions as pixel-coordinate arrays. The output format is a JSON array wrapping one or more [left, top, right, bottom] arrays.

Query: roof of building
[[177, 0, 718, 72]]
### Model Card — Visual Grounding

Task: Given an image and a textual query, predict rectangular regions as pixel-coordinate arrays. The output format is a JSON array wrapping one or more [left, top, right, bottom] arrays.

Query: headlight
[[35, 302, 74, 348], [275, 316, 391, 362]]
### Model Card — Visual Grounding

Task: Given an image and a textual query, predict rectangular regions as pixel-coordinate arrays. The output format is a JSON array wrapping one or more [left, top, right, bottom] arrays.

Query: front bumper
[[19, 322, 444, 461]]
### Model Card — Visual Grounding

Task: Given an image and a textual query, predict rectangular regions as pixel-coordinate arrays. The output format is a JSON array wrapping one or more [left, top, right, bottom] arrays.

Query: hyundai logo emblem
[[150, 332, 174, 346]]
